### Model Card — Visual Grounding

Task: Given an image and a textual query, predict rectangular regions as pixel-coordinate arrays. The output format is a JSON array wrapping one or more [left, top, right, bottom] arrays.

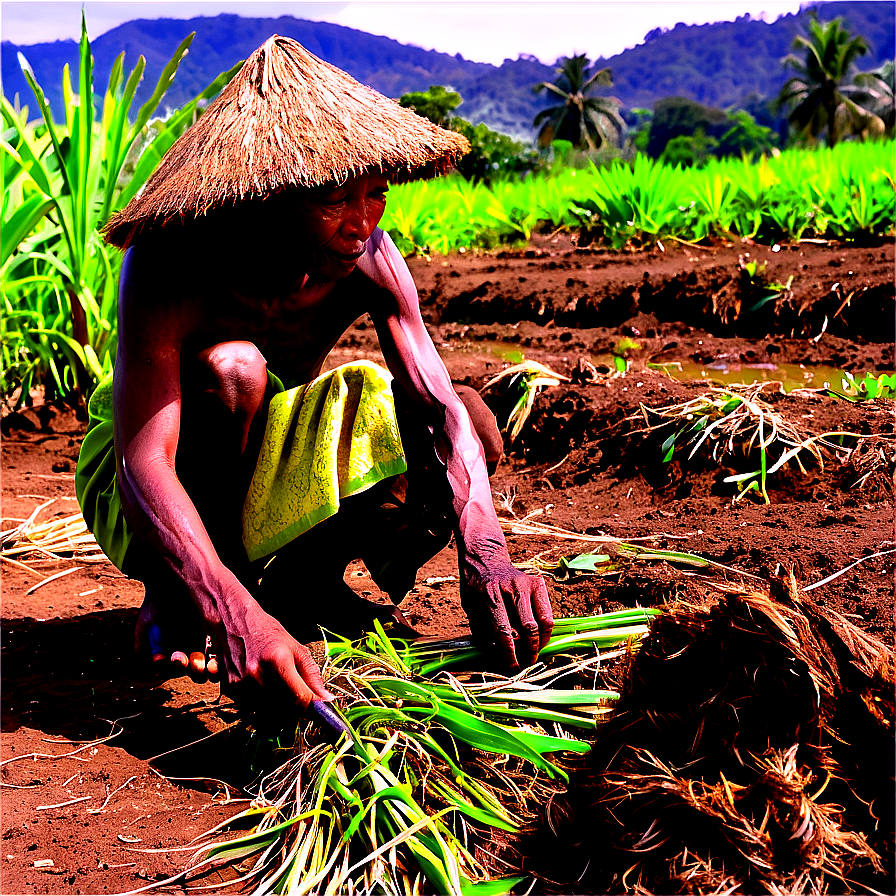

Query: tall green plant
[[533, 54, 624, 151], [1, 12, 240, 406]]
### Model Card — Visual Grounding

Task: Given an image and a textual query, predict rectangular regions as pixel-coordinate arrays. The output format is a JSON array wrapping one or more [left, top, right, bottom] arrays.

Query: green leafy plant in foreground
[[1, 14, 241, 406], [164, 611, 657, 895], [827, 371, 896, 402]]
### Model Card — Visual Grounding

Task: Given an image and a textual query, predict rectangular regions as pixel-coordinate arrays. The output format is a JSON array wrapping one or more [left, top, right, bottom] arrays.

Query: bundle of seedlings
[[141, 610, 659, 895], [636, 383, 857, 503], [526, 570, 894, 895]]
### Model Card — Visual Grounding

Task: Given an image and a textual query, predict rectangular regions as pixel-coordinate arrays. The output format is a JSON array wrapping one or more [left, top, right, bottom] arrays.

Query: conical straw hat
[[103, 35, 470, 248]]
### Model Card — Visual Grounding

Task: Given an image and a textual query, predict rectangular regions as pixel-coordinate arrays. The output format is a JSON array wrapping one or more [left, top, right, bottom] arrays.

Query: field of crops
[[382, 142, 895, 254]]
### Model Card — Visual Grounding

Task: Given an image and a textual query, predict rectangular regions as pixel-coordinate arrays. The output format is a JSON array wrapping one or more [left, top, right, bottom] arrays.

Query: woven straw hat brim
[[103, 35, 470, 248]]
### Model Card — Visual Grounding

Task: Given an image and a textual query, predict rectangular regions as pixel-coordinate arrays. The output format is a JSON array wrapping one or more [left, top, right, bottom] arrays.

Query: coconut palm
[[533, 54, 624, 151], [851, 60, 894, 136], [777, 13, 874, 147]]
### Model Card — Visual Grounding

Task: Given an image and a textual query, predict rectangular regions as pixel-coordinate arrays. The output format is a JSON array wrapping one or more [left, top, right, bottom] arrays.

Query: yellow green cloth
[[76, 361, 407, 570], [242, 361, 407, 561]]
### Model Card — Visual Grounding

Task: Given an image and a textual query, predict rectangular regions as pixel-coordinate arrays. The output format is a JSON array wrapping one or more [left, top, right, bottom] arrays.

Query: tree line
[[400, 12, 893, 180]]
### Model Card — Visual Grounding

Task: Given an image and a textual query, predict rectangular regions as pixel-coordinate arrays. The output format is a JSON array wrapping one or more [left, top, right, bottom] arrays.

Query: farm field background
[[2, 8, 895, 896]]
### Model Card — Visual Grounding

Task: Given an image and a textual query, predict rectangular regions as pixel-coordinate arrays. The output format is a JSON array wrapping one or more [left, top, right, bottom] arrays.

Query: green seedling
[[612, 336, 642, 373], [826, 371, 896, 402], [737, 256, 794, 313], [480, 361, 569, 442], [639, 384, 857, 503]]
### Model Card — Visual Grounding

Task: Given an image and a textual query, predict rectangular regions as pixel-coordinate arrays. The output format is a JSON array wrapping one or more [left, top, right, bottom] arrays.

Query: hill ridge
[[2, 2, 892, 141]]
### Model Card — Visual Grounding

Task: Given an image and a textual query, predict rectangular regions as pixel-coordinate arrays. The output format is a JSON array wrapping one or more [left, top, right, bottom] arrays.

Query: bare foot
[[134, 590, 219, 681]]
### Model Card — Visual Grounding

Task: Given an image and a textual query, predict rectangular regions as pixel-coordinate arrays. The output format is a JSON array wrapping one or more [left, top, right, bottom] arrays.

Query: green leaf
[[565, 553, 611, 572], [660, 431, 677, 462], [131, 32, 196, 134], [461, 875, 528, 896], [486, 689, 618, 706], [342, 785, 415, 842], [1, 195, 54, 266]]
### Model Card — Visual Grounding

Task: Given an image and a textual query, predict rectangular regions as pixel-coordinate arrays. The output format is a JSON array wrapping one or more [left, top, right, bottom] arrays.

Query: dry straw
[[103, 35, 470, 247], [1, 499, 106, 569]]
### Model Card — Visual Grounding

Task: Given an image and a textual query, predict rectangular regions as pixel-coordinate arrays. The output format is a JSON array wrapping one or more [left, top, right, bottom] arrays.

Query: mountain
[[2, 2, 892, 142]]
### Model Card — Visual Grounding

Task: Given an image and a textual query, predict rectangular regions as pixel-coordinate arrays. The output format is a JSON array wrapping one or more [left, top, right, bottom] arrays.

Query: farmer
[[76, 36, 553, 713]]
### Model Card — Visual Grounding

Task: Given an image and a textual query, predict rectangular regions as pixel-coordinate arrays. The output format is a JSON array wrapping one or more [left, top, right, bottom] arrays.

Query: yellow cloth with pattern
[[242, 361, 407, 562]]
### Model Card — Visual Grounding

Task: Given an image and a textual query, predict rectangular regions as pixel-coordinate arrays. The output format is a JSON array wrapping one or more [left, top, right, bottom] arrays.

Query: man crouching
[[76, 35, 552, 714]]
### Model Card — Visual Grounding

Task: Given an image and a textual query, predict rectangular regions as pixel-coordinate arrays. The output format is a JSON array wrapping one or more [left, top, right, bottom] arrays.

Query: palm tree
[[777, 13, 872, 147], [851, 60, 894, 136], [533, 54, 624, 151]]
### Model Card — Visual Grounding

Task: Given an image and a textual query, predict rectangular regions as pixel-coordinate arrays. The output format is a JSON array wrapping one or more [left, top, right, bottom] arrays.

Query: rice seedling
[[153, 613, 657, 895], [480, 361, 569, 442], [637, 383, 857, 502], [736, 255, 794, 315]]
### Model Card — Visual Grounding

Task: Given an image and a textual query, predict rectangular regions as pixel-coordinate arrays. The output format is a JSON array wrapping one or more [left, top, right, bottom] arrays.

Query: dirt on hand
[[2, 235, 893, 895]]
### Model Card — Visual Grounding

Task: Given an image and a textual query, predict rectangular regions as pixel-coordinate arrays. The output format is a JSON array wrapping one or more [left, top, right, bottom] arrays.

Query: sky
[[1, 0, 809, 65]]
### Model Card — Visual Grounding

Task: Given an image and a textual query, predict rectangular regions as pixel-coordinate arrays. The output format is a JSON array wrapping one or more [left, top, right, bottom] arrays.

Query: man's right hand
[[211, 596, 335, 708], [136, 585, 334, 709]]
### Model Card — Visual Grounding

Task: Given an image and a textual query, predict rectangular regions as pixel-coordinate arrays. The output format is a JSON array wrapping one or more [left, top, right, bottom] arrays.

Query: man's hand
[[211, 593, 334, 708], [460, 556, 553, 671]]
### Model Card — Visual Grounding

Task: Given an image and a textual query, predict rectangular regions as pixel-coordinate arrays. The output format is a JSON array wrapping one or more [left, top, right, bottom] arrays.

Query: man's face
[[296, 171, 389, 278]]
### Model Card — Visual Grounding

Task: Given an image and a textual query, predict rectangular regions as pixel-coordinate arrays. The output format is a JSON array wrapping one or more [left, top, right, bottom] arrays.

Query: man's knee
[[454, 385, 503, 475], [196, 341, 268, 417]]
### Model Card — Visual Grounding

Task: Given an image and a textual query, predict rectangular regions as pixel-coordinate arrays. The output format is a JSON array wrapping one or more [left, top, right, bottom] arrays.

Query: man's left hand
[[460, 558, 553, 671]]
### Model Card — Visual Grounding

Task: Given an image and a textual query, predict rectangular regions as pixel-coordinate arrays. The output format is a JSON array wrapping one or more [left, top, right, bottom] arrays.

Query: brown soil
[[2, 236, 893, 895]]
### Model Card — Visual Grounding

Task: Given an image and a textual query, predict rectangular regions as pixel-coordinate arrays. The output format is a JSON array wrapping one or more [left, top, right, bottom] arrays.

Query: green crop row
[[381, 141, 895, 254]]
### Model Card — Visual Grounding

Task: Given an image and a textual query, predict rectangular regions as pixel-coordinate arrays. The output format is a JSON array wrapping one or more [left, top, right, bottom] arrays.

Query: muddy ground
[[2, 235, 894, 895]]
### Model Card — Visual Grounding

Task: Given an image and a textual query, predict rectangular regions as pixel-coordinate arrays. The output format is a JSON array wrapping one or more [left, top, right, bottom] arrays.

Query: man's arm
[[113, 246, 330, 705], [359, 229, 552, 669]]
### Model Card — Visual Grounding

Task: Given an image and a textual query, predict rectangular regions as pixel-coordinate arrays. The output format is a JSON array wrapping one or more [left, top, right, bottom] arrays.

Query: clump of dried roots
[[527, 571, 894, 895]]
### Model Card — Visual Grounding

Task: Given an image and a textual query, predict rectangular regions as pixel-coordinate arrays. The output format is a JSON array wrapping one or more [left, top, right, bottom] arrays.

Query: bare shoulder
[[117, 244, 201, 349]]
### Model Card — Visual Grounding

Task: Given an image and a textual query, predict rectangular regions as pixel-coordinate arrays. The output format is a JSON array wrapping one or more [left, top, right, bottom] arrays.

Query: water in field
[[648, 360, 894, 395], [440, 339, 892, 397], [443, 340, 525, 365]]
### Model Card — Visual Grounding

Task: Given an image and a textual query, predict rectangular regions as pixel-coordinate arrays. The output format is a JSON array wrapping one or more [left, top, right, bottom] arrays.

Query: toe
[[189, 651, 206, 675]]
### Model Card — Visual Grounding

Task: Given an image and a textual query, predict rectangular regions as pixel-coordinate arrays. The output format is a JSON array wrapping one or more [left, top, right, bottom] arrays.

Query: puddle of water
[[442, 340, 525, 364], [650, 360, 893, 395], [441, 340, 893, 398]]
